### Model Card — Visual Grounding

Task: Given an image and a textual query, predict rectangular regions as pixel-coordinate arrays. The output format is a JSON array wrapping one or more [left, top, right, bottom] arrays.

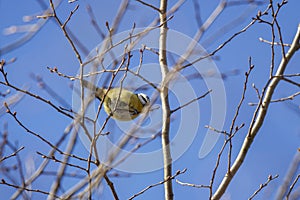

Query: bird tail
[[82, 79, 105, 101]]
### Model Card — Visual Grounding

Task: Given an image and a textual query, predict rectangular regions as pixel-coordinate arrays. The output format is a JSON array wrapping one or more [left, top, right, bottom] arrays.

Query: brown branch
[[47, 128, 80, 200], [57, 1, 181, 197], [11, 122, 75, 199], [171, 89, 212, 113], [112, 132, 161, 168], [0, 60, 73, 119], [286, 174, 300, 200], [47, 66, 76, 80], [281, 77, 300, 87], [49, 0, 83, 64], [0, 179, 63, 200], [252, 83, 261, 101], [0, 0, 63, 55], [227, 58, 255, 171], [249, 91, 300, 106], [135, 0, 161, 13], [36, 151, 85, 172], [0, 146, 24, 163], [182, 3, 272, 70], [0, 88, 26, 117], [212, 22, 300, 200], [4, 103, 65, 154], [104, 174, 119, 200], [208, 123, 247, 197], [128, 169, 186, 200], [208, 60, 253, 198], [202, 4, 263, 48], [30, 73, 71, 109], [248, 174, 279, 200]]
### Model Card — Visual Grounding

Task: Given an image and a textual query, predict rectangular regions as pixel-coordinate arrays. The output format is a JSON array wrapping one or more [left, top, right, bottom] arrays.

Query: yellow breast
[[103, 88, 144, 121]]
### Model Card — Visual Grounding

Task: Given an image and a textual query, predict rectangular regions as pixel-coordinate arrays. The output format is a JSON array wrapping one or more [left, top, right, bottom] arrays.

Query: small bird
[[82, 80, 150, 121]]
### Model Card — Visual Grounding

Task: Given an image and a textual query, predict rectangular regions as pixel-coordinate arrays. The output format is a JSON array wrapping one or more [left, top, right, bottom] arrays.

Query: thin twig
[[0, 180, 63, 200], [248, 174, 279, 200], [281, 77, 300, 87], [259, 37, 291, 47], [0, 146, 24, 163], [208, 60, 253, 198], [4, 103, 65, 154], [192, 0, 202, 28], [128, 169, 187, 200], [49, 0, 83, 64], [37, 151, 85, 172], [0, 0, 63, 55], [286, 174, 300, 200], [171, 90, 212, 113], [252, 83, 261, 101], [135, 0, 161, 13], [30, 74, 71, 109], [104, 174, 119, 200], [205, 125, 229, 136], [0, 61, 73, 119], [42, 171, 86, 179], [227, 59, 255, 171], [249, 91, 300, 106], [182, 3, 272, 70], [112, 132, 161, 168], [276, 151, 300, 200], [212, 23, 300, 200], [11, 122, 75, 199], [47, 66, 76, 80], [176, 179, 210, 189]]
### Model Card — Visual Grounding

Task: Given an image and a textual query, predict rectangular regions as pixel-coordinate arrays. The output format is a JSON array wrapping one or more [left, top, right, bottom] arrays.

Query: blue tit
[[82, 80, 150, 121]]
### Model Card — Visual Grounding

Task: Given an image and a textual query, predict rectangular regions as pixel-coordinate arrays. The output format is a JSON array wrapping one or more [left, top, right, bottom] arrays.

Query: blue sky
[[1, 0, 299, 199]]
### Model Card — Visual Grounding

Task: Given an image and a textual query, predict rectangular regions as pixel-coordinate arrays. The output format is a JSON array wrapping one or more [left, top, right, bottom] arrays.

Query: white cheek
[[138, 94, 149, 105]]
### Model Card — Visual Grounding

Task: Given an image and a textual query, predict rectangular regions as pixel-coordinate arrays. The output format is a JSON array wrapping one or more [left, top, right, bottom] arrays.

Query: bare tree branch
[[249, 91, 300, 106], [286, 174, 300, 200], [159, 0, 173, 199], [248, 174, 279, 200], [0, 179, 63, 200], [276, 150, 300, 200], [128, 169, 186, 200], [0, 0, 63, 55], [0, 146, 24, 163], [212, 23, 300, 200], [176, 179, 210, 189], [135, 0, 161, 13]]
